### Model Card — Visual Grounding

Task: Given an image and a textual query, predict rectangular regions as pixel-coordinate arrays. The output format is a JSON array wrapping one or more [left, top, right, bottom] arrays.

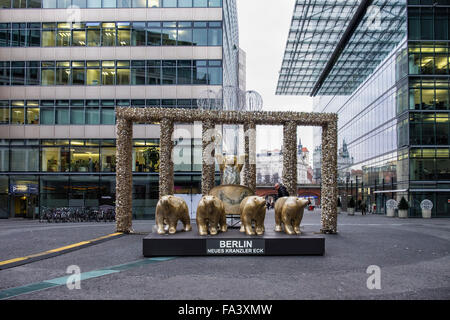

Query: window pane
[[162, 29, 177, 45], [11, 67, 25, 85], [162, 67, 176, 84], [193, 0, 206, 7], [177, 67, 191, 84], [0, 148, 8, 172], [87, 29, 100, 46], [71, 147, 100, 172], [40, 108, 54, 124], [11, 148, 39, 171], [13, 0, 26, 7], [101, 108, 115, 124], [147, 28, 161, 46], [87, 68, 100, 85], [86, 107, 100, 124], [117, 68, 130, 85], [55, 108, 69, 124], [179, 0, 191, 7], [117, 0, 130, 6], [118, 29, 130, 46], [132, 23, 146, 46], [148, 0, 158, 7], [147, 67, 161, 84], [178, 29, 192, 46], [73, 0, 87, 7], [193, 29, 207, 46], [132, 0, 145, 7], [131, 67, 146, 84], [87, 0, 101, 7], [72, 69, 85, 85], [102, 25, 116, 46], [71, 108, 85, 124], [11, 108, 24, 124], [193, 66, 207, 84], [42, 30, 55, 47], [102, 0, 115, 7], [208, 28, 222, 46], [208, 0, 220, 7], [57, 0, 70, 7], [162, 0, 176, 7], [72, 30, 86, 46], [28, 29, 41, 47], [102, 68, 115, 85], [56, 68, 70, 85], [26, 108, 39, 124], [0, 0, 11, 8], [101, 147, 116, 172], [42, 147, 70, 172], [0, 108, 9, 124]]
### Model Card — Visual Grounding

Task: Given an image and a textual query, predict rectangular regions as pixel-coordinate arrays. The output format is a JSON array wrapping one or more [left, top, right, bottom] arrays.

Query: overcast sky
[[236, 0, 314, 159]]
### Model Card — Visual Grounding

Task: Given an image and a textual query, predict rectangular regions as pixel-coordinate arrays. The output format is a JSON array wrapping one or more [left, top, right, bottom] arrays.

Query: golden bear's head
[[253, 196, 266, 209], [295, 199, 309, 209], [159, 195, 174, 208]]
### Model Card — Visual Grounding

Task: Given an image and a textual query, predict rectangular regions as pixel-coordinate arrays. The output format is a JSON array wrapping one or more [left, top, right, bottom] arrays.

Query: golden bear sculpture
[[155, 195, 192, 235], [239, 196, 266, 235], [196, 195, 227, 236], [274, 197, 309, 235]]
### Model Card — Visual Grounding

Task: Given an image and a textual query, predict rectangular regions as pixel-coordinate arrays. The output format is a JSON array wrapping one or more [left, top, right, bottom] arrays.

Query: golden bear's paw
[[239, 225, 245, 233], [168, 227, 177, 234], [209, 227, 218, 235], [184, 224, 192, 232], [255, 227, 264, 235], [157, 228, 166, 235], [220, 225, 228, 233], [274, 225, 283, 232]]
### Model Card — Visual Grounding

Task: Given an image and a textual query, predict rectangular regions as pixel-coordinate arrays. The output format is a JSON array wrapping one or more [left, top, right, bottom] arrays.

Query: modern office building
[[0, 0, 240, 219], [277, 0, 450, 217]]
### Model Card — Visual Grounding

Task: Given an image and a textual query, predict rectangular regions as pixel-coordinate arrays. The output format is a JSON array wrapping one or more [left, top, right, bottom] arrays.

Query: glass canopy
[[276, 0, 407, 96]]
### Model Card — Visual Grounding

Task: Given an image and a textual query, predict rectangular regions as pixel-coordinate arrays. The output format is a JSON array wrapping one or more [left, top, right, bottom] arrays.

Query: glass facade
[[0, 21, 222, 47], [283, 0, 450, 217], [0, 0, 222, 8], [0, 138, 209, 219], [0, 60, 223, 86], [0, 99, 201, 125]]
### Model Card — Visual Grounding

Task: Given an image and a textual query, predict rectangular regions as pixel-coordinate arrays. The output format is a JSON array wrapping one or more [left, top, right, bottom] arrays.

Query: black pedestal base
[[143, 224, 325, 257]]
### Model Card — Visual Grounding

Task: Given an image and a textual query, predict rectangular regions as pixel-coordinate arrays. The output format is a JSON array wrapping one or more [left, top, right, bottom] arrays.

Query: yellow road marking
[[0, 257, 27, 266], [0, 232, 123, 267]]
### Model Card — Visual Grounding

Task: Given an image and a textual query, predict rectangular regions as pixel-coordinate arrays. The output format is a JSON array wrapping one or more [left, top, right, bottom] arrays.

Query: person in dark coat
[[275, 183, 289, 201]]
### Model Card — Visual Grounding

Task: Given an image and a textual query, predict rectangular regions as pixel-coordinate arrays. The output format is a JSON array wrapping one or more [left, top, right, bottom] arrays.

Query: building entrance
[[11, 194, 37, 219]]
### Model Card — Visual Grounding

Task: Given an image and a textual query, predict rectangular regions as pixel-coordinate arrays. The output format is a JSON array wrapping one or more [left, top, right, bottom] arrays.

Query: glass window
[[86, 107, 100, 124], [56, 66, 70, 85], [11, 108, 25, 124], [11, 64, 25, 85], [420, 53, 434, 74], [177, 28, 192, 46], [147, 67, 161, 84], [28, 29, 41, 47], [26, 108, 39, 124], [71, 107, 85, 124], [71, 147, 100, 172], [131, 66, 146, 85], [42, 147, 70, 172], [162, 65, 176, 84], [133, 144, 160, 172], [56, 26, 71, 47], [193, 0, 206, 7], [132, 23, 146, 46], [117, 0, 130, 6], [148, 0, 159, 7], [177, 66, 191, 84], [73, 0, 86, 7], [162, 29, 177, 45], [193, 66, 208, 84], [42, 0, 56, 7], [0, 108, 9, 124], [193, 28, 207, 46], [55, 108, 69, 124], [0, 63, 10, 85], [72, 30, 86, 46], [179, 0, 191, 6], [57, 0, 70, 7], [0, 0, 11, 8], [102, 23, 116, 46], [10, 147, 39, 171], [208, 28, 222, 46], [101, 108, 115, 124], [102, 64, 115, 85], [162, 0, 176, 7], [87, 27, 100, 46], [117, 23, 131, 46], [87, 67, 100, 85], [87, 0, 101, 7], [0, 147, 8, 172], [0, 27, 10, 47], [102, 0, 115, 7], [72, 68, 85, 85], [13, 0, 26, 7], [420, 8, 433, 40], [208, 0, 220, 7], [132, 0, 145, 6], [101, 147, 116, 172], [117, 67, 130, 85], [147, 28, 161, 46], [42, 30, 55, 47], [40, 107, 54, 124]]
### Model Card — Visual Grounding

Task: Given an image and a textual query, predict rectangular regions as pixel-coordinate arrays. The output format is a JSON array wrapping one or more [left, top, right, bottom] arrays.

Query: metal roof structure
[[276, 0, 407, 96]]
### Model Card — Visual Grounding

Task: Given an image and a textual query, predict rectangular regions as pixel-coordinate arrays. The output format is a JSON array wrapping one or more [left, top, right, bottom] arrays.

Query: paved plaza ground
[[0, 210, 449, 300]]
